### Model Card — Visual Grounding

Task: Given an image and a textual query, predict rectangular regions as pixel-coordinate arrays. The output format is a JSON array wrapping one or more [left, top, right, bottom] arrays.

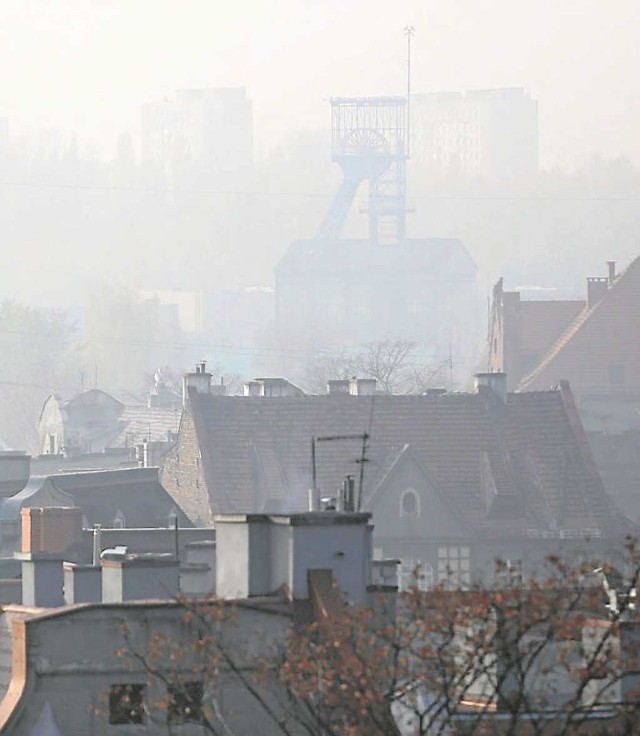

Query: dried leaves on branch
[[117, 553, 640, 735]]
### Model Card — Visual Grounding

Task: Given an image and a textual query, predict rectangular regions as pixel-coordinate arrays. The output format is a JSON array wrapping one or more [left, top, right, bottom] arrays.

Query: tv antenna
[[310, 433, 370, 511]]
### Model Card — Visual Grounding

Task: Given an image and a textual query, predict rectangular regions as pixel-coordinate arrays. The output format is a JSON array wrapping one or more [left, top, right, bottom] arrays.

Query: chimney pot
[[607, 260, 616, 285]]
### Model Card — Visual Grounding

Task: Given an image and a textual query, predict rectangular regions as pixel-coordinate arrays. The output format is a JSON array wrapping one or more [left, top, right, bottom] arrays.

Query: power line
[[1, 178, 640, 202], [0, 326, 354, 357]]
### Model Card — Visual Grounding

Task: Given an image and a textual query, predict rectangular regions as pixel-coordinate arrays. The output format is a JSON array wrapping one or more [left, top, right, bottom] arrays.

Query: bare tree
[[116, 549, 640, 736], [302, 340, 451, 395]]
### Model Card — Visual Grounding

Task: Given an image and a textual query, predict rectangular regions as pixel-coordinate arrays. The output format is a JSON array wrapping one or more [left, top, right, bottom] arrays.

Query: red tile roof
[[518, 300, 586, 357], [517, 256, 640, 394]]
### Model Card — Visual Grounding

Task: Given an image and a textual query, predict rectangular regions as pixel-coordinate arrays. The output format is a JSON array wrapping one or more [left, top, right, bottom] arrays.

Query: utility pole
[[404, 25, 415, 157]]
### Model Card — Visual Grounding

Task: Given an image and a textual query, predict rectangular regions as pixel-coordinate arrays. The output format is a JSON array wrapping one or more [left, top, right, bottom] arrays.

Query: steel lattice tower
[[315, 96, 407, 246]]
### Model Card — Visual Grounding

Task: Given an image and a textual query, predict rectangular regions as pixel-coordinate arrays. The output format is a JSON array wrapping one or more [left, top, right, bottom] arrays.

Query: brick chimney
[[21, 506, 83, 554]]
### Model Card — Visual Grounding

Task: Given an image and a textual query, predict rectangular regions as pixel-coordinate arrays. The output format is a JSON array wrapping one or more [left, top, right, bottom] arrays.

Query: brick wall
[[160, 406, 211, 525], [21, 506, 83, 554]]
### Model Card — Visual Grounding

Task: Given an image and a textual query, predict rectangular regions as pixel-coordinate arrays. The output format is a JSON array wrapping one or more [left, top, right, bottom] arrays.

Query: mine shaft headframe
[[330, 96, 408, 163], [315, 96, 408, 244]]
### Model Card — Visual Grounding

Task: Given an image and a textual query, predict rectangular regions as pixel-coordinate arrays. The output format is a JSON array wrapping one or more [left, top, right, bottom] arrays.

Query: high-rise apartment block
[[141, 87, 253, 183], [411, 87, 538, 180]]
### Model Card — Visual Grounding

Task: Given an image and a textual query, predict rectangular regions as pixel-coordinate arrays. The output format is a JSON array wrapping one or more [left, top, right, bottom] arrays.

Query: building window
[[168, 680, 204, 724], [400, 488, 420, 518], [109, 684, 145, 725], [399, 559, 433, 592], [437, 546, 471, 589], [495, 559, 523, 588], [608, 364, 625, 385]]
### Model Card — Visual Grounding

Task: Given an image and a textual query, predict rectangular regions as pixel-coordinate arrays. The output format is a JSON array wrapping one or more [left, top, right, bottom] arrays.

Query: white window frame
[[399, 558, 433, 592], [437, 545, 471, 589]]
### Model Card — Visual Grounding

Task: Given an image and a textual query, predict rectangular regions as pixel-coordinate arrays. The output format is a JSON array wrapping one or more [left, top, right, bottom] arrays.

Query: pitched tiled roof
[[518, 300, 586, 357], [39, 468, 191, 528], [110, 405, 182, 448], [517, 257, 640, 393], [185, 384, 628, 540]]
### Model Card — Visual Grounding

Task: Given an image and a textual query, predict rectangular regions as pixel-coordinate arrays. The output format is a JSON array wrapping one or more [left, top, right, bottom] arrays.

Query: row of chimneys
[[327, 378, 376, 396], [17, 506, 180, 607], [17, 549, 180, 608], [183, 362, 378, 402], [17, 506, 394, 609], [185, 362, 502, 401]]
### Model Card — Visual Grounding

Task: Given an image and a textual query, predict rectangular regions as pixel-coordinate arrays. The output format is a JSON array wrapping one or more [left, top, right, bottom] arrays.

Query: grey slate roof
[[0, 468, 192, 529], [183, 383, 629, 541]]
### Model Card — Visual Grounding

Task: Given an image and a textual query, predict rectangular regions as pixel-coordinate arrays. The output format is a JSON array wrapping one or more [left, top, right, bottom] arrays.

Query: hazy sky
[[1, 0, 639, 167]]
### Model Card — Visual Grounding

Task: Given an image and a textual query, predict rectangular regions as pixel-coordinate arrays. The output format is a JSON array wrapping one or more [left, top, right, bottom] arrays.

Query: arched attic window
[[399, 488, 421, 518]]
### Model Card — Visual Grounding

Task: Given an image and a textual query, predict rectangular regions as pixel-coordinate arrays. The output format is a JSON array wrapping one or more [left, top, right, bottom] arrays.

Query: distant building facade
[[141, 87, 253, 185], [489, 258, 640, 522], [37, 384, 180, 458], [411, 87, 539, 179], [515, 258, 640, 397], [275, 237, 480, 370], [488, 278, 586, 391]]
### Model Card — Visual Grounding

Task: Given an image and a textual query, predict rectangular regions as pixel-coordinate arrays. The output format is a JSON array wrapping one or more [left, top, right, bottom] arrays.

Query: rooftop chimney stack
[[215, 512, 373, 604], [21, 506, 83, 555], [327, 379, 350, 395], [607, 260, 617, 286], [349, 378, 376, 396], [17, 552, 64, 607], [102, 553, 179, 603], [182, 362, 212, 407], [587, 277, 609, 309], [474, 372, 507, 402]]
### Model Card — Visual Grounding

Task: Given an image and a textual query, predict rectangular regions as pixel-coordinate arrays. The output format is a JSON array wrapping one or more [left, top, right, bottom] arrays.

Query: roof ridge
[[517, 256, 640, 391]]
